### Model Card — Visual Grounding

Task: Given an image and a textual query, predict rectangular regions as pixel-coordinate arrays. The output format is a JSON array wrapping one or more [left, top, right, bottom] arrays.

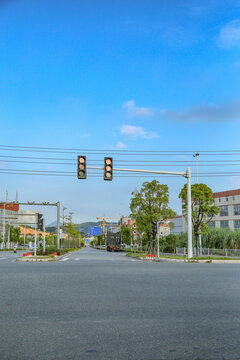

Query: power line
[[1, 144, 240, 155], [1, 159, 240, 167]]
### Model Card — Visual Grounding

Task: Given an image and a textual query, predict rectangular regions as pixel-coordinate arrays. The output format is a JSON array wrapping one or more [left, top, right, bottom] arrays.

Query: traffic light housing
[[77, 156, 87, 179], [38, 214, 44, 231], [151, 221, 157, 237], [104, 157, 113, 181]]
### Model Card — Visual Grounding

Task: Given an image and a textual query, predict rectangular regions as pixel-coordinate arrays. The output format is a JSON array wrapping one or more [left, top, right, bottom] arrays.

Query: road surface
[[0, 247, 239, 359]]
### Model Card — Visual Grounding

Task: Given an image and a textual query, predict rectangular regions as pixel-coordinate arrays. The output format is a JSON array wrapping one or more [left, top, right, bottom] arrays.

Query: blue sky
[[1, 0, 240, 224]]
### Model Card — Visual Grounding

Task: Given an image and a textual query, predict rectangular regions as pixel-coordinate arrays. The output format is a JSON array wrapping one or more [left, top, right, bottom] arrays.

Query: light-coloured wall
[[170, 217, 183, 234], [209, 193, 240, 231]]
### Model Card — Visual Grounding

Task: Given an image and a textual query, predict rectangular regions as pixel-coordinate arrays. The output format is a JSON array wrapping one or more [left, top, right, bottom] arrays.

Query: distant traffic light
[[104, 157, 113, 181], [38, 214, 44, 231], [77, 156, 87, 179], [151, 221, 157, 237]]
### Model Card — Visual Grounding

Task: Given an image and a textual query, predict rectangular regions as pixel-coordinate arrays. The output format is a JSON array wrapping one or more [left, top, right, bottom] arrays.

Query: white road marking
[[61, 258, 70, 261]]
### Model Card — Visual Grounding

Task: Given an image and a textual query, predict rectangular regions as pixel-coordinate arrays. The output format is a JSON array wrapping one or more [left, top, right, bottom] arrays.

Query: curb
[[126, 255, 240, 264], [16, 251, 74, 263]]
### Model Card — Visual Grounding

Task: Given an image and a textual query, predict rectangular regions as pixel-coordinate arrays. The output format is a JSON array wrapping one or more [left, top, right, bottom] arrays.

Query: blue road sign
[[89, 227, 103, 236]]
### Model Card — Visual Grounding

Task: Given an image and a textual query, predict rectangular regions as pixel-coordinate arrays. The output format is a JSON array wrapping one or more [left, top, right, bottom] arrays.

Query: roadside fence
[[176, 247, 240, 257]]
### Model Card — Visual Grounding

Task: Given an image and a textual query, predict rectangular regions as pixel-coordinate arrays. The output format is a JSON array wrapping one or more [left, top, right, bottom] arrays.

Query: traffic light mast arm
[[87, 166, 187, 177]]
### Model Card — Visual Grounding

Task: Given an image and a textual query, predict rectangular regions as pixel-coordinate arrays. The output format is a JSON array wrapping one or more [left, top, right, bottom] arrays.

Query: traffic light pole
[[87, 166, 193, 259]]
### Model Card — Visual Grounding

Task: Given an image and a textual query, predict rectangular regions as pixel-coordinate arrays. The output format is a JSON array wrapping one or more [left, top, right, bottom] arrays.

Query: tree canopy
[[130, 180, 176, 253], [179, 183, 219, 254]]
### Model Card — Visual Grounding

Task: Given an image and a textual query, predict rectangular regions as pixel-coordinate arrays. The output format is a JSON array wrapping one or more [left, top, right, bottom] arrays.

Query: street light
[[193, 153, 200, 183]]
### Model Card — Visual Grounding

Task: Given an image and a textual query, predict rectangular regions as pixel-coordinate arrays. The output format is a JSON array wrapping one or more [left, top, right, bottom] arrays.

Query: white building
[[170, 189, 240, 234], [208, 189, 240, 231]]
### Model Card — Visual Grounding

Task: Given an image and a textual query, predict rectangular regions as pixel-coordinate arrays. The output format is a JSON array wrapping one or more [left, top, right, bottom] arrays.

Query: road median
[[126, 252, 240, 264]]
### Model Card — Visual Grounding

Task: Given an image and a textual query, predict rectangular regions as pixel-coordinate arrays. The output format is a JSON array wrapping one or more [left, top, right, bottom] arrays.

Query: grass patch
[[36, 247, 83, 256], [126, 252, 240, 261]]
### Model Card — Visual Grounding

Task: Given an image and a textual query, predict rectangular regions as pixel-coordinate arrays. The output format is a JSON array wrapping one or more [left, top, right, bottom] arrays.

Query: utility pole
[[193, 153, 202, 256], [43, 218, 46, 253], [56, 201, 60, 249], [157, 222, 160, 258], [34, 214, 37, 257], [62, 207, 67, 249], [7, 223, 10, 249]]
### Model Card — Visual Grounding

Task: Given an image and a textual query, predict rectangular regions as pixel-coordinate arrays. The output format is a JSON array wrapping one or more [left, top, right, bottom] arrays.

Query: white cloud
[[120, 124, 157, 139], [116, 141, 127, 149], [217, 20, 240, 49], [123, 100, 153, 117], [160, 100, 240, 122]]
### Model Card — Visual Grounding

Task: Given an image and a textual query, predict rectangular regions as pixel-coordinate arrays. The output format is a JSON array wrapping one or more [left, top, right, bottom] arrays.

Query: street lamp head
[[193, 153, 200, 158]]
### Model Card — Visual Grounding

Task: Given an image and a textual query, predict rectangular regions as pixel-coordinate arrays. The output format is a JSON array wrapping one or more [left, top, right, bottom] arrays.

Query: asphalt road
[[0, 247, 240, 360]]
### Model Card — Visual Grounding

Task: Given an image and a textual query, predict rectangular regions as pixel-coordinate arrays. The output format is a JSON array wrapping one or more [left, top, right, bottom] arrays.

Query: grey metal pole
[[3, 203, 5, 243], [24, 226, 26, 247], [7, 224, 10, 249], [57, 201, 60, 249], [43, 219, 46, 253], [187, 168, 193, 259], [34, 214, 37, 257], [157, 232, 160, 258]]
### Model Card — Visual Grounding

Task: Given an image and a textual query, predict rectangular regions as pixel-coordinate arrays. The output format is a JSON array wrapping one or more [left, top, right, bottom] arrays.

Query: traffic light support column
[[87, 165, 192, 258], [187, 168, 193, 259]]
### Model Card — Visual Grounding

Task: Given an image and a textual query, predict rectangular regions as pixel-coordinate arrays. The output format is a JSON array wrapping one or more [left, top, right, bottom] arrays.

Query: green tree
[[179, 183, 219, 256], [10, 226, 21, 243], [130, 180, 176, 254], [65, 222, 80, 239], [120, 225, 131, 246]]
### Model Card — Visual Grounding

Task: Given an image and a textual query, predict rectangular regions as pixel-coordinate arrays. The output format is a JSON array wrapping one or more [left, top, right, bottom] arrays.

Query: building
[[120, 215, 170, 237], [170, 188, 240, 234], [170, 216, 183, 235], [208, 189, 240, 231]]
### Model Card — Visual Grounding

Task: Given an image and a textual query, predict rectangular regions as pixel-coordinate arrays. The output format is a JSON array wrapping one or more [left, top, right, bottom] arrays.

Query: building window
[[220, 205, 228, 216], [219, 198, 221, 203], [226, 197, 228, 201], [233, 196, 235, 201], [234, 220, 240, 230], [220, 220, 229, 229], [234, 204, 240, 215], [208, 221, 215, 228]]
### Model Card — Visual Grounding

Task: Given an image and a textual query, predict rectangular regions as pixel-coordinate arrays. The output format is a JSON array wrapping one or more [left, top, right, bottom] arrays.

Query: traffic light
[[104, 157, 113, 181], [38, 214, 44, 231], [77, 156, 87, 179], [151, 221, 157, 237]]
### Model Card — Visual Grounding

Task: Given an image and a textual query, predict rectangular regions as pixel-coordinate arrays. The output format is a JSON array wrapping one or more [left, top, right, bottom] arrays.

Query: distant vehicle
[[106, 233, 121, 252]]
